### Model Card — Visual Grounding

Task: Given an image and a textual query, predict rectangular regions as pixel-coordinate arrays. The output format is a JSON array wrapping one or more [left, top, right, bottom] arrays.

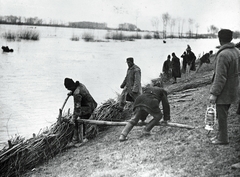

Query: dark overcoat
[[171, 56, 181, 78]]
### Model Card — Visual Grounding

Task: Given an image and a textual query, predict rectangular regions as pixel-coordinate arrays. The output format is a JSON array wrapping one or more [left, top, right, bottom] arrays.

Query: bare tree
[[181, 19, 185, 37], [151, 17, 160, 38], [170, 18, 176, 37], [176, 17, 181, 38], [188, 18, 194, 37], [195, 23, 199, 37], [151, 17, 160, 32], [209, 25, 218, 34], [162, 13, 170, 39]]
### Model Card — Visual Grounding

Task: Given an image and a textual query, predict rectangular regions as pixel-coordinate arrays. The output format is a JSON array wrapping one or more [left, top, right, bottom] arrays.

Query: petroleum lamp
[[204, 104, 216, 131]]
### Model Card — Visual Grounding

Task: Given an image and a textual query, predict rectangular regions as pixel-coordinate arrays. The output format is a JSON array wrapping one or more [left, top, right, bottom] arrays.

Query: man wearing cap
[[209, 29, 240, 145], [185, 45, 196, 77], [119, 57, 142, 110], [119, 83, 171, 141], [64, 78, 97, 144], [196, 50, 213, 73]]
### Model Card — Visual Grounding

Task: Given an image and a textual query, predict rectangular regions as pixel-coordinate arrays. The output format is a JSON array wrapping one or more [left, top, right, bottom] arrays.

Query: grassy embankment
[[24, 54, 240, 176]]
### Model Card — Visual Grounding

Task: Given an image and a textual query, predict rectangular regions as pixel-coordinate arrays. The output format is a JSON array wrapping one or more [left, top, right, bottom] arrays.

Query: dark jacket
[[162, 59, 171, 73], [172, 55, 181, 78], [186, 51, 196, 70], [73, 82, 97, 118], [200, 53, 210, 63], [181, 52, 187, 71], [133, 87, 170, 120], [210, 43, 240, 104]]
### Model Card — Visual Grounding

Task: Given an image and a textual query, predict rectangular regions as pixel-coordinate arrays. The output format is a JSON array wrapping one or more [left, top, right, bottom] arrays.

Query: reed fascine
[[144, 33, 153, 39], [18, 30, 39, 40], [2, 30, 40, 41], [70, 35, 80, 41], [3, 31, 17, 40], [82, 32, 94, 42], [105, 32, 142, 41]]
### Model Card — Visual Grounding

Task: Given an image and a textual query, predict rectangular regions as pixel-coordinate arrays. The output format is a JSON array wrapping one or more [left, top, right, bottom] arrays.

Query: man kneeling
[[119, 85, 170, 141]]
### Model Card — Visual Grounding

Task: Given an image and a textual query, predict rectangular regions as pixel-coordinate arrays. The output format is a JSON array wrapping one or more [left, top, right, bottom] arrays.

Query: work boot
[[119, 122, 134, 142], [141, 128, 151, 136]]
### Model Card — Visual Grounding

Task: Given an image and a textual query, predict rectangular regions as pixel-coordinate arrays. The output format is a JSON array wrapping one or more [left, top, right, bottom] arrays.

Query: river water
[[0, 24, 223, 148]]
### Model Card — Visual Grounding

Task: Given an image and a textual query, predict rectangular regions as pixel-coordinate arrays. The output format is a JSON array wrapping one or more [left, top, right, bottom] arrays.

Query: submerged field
[[24, 69, 240, 177]]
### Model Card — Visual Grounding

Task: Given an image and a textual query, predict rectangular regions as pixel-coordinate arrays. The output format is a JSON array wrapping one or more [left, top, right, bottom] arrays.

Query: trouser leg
[[130, 108, 149, 124], [236, 102, 240, 115], [81, 114, 91, 137], [119, 108, 148, 141], [119, 87, 127, 108], [120, 122, 134, 137], [145, 111, 162, 132], [216, 104, 230, 143], [196, 62, 202, 73], [72, 120, 80, 142]]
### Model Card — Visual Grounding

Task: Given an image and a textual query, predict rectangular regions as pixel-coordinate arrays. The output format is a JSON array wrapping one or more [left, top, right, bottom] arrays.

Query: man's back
[[210, 43, 240, 104]]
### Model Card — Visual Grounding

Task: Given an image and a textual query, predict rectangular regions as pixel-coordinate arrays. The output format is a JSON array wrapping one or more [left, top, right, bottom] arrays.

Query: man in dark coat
[[209, 29, 240, 145], [119, 84, 170, 141], [185, 47, 196, 77], [196, 50, 213, 73], [119, 57, 142, 110], [171, 52, 181, 83], [64, 78, 97, 143], [162, 55, 172, 80], [181, 51, 187, 73]]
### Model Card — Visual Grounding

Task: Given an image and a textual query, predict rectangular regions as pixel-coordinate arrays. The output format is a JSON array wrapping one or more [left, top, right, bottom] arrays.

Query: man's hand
[[209, 94, 217, 104]]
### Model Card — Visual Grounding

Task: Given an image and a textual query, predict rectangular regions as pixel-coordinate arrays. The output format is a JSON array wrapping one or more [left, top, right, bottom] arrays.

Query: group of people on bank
[[63, 29, 240, 151], [162, 44, 214, 83], [64, 57, 171, 144]]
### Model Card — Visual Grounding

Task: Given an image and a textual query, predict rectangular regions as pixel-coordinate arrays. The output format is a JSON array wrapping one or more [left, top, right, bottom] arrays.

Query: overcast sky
[[0, 0, 240, 33]]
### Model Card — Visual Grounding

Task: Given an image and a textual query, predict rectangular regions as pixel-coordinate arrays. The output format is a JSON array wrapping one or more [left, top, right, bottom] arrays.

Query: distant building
[[118, 23, 137, 31], [69, 21, 108, 29]]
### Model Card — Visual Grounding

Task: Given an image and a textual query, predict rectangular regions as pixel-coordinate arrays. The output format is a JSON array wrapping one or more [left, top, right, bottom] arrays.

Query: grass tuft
[[2, 30, 40, 41], [82, 32, 94, 42], [70, 34, 80, 41]]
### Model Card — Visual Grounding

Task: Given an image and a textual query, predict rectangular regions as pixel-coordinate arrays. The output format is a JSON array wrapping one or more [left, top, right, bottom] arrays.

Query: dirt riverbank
[[24, 70, 240, 177]]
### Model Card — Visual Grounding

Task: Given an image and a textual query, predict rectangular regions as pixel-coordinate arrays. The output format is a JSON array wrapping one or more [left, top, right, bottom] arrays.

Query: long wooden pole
[[78, 119, 195, 129]]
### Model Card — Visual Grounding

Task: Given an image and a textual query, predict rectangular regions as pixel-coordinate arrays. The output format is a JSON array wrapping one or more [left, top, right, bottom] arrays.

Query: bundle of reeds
[[0, 98, 133, 176], [0, 121, 74, 177], [85, 98, 133, 139]]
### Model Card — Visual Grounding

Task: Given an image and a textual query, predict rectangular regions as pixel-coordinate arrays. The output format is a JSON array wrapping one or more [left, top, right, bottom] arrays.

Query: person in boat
[[119, 83, 170, 142], [64, 78, 97, 144], [2, 46, 14, 52]]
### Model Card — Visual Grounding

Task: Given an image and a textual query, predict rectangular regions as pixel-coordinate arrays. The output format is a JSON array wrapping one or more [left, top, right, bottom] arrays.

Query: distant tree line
[[151, 12, 240, 39], [0, 15, 141, 31], [0, 15, 239, 39]]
